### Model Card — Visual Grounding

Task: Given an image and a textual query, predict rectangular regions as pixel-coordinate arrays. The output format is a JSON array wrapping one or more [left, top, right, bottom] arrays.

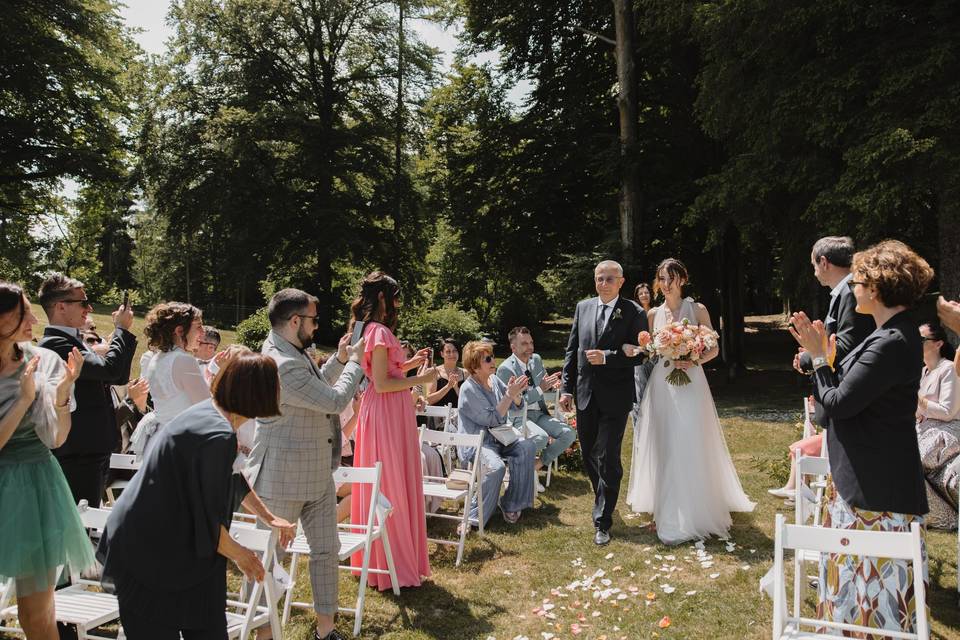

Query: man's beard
[[296, 325, 314, 350]]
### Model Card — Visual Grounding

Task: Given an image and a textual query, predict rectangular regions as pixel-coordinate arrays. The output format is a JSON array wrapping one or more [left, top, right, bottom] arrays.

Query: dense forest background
[[3, 0, 958, 368]]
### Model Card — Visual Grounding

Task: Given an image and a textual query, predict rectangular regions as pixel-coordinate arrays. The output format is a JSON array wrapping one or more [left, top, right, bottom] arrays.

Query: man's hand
[[539, 371, 562, 392], [938, 296, 960, 334], [112, 304, 134, 331], [559, 393, 574, 413], [792, 348, 807, 374], [585, 349, 605, 365], [337, 333, 351, 363], [621, 344, 641, 358], [346, 337, 365, 364]]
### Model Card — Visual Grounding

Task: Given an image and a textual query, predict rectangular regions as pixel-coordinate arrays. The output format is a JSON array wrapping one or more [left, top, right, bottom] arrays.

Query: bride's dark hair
[[652, 258, 689, 298], [349, 271, 402, 331]]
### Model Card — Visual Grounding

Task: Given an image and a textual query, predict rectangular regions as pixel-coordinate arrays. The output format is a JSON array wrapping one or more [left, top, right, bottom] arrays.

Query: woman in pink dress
[[349, 272, 437, 590]]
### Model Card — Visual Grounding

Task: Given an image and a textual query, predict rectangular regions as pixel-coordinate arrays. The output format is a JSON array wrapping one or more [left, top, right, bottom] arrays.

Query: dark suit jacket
[[801, 283, 874, 425], [561, 296, 648, 414], [812, 310, 927, 515], [40, 326, 137, 456]]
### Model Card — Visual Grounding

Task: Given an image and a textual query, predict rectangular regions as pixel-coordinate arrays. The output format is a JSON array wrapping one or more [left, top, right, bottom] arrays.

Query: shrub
[[399, 305, 482, 351], [236, 306, 271, 351]]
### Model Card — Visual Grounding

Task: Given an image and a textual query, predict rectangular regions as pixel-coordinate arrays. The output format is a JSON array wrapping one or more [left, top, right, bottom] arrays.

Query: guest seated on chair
[[424, 338, 466, 418], [457, 340, 537, 526], [915, 321, 960, 529], [497, 326, 575, 492]]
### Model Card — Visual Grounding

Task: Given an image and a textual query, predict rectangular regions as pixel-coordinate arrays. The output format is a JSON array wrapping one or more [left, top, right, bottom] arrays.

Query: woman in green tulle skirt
[[0, 283, 89, 639]]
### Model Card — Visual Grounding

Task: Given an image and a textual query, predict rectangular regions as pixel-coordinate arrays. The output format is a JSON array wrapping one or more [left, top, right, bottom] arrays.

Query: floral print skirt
[[817, 480, 929, 639]]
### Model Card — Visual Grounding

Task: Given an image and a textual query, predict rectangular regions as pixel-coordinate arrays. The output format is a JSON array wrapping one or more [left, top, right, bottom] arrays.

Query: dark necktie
[[596, 305, 607, 340]]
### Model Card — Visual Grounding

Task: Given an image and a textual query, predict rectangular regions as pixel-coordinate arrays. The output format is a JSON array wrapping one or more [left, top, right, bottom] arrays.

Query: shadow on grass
[[368, 578, 505, 639]]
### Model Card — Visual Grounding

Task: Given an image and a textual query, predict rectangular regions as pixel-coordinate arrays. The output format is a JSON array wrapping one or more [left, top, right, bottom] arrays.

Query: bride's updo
[[652, 258, 689, 297]]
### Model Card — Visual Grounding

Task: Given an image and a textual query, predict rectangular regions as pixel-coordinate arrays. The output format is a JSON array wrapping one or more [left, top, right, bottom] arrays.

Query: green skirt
[[0, 449, 95, 596]]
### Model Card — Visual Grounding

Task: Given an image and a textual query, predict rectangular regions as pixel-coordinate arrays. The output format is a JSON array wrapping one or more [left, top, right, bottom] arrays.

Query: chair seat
[[107, 479, 129, 490], [422, 483, 467, 501], [49, 589, 119, 627], [287, 535, 311, 555], [778, 624, 856, 640], [339, 532, 375, 559]]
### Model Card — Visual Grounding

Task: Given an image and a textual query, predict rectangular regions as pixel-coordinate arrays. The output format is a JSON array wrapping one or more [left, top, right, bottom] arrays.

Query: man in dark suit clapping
[[560, 260, 647, 545], [794, 237, 873, 424], [38, 273, 137, 507]]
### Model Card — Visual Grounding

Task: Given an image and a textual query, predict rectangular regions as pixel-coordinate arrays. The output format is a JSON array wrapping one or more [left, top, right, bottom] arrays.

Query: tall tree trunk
[[613, 0, 639, 265], [394, 0, 404, 232], [939, 182, 960, 343], [720, 225, 746, 379]]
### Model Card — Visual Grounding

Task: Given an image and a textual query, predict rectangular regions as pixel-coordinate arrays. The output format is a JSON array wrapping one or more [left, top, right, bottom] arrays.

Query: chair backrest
[[773, 513, 927, 639], [228, 524, 274, 555], [110, 453, 140, 471], [802, 397, 815, 438], [333, 462, 383, 537], [417, 405, 450, 419], [793, 452, 829, 525], [419, 428, 482, 451], [77, 500, 112, 532]]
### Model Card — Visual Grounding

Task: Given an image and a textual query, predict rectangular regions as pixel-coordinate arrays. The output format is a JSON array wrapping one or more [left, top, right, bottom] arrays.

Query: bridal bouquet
[[638, 318, 719, 386]]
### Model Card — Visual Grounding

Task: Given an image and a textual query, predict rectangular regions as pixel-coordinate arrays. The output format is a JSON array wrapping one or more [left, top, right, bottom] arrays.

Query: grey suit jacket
[[246, 331, 364, 501], [496, 353, 549, 414]]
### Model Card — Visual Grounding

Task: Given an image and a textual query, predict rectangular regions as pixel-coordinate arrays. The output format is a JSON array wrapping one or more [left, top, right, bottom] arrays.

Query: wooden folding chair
[[225, 524, 282, 639], [0, 501, 121, 640], [419, 429, 485, 567], [104, 453, 140, 505], [281, 463, 399, 637], [771, 513, 928, 640]]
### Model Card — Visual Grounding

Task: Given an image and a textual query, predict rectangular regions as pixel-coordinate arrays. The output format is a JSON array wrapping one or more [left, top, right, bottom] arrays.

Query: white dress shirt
[[597, 296, 619, 334]]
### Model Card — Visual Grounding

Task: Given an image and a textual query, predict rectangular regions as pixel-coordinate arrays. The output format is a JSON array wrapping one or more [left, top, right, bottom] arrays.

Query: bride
[[626, 258, 754, 545]]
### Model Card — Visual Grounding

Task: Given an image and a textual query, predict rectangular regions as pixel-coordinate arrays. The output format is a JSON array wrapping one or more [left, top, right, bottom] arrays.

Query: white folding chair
[[104, 453, 140, 505], [419, 429, 485, 567], [281, 463, 399, 637], [541, 390, 564, 487], [225, 524, 282, 640], [792, 452, 830, 602], [771, 513, 929, 640], [0, 501, 121, 640], [416, 403, 458, 471]]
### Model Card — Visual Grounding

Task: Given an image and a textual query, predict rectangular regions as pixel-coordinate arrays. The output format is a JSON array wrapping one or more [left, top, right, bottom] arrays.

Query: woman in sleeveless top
[[423, 339, 466, 428], [0, 283, 90, 639], [626, 259, 754, 545]]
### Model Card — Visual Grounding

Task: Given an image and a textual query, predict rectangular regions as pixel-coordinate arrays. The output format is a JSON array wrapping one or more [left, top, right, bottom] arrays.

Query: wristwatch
[[812, 356, 830, 370]]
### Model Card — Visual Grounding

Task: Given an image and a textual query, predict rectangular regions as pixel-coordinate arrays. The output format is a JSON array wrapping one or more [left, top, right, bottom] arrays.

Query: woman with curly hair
[[131, 302, 210, 457], [348, 272, 437, 590], [790, 240, 934, 636]]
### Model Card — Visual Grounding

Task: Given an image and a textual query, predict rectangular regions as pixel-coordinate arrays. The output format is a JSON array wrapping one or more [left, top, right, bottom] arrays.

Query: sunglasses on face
[[482, 355, 494, 363], [84, 336, 101, 345], [62, 299, 94, 308]]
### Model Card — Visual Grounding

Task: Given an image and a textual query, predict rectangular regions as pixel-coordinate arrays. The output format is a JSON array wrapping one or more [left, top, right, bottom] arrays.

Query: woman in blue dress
[[0, 282, 87, 639]]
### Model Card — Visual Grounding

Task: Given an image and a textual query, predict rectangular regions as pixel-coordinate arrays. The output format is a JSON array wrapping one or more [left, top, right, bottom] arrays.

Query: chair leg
[[378, 529, 401, 596], [282, 552, 300, 626], [354, 546, 373, 637], [545, 461, 553, 488], [455, 508, 469, 567]]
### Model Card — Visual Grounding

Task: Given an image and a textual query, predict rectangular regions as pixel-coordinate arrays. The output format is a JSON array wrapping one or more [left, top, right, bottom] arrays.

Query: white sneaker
[[767, 487, 795, 499], [536, 480, 546, 493]]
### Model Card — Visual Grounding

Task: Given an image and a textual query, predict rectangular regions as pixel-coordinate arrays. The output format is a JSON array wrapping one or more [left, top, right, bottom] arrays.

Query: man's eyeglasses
[[921, 336, 939, 342], [291, 314, 318, 323], [84, 336, 102, 345], [595, 276, 619, 284], [62, 299, 94, 308]]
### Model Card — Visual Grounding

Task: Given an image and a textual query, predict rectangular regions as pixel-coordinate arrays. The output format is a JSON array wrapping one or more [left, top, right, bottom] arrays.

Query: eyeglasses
[[482, 355, 494, 363], [62, 299, 93, 308], [921, 336, 938, 342], [291, 314, 318, 323], [595, 276, 619, 284], [198, 341, 219, 347], [84, 336, 102, 345], [847, 280, 867, 290]]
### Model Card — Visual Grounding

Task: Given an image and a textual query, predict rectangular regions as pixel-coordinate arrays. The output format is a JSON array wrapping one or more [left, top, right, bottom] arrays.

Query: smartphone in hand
[[122, 290, 129, 309], [350, 321, 365, 346]]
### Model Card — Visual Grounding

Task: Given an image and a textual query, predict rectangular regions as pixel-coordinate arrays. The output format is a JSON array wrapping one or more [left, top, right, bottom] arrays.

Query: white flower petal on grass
[[709, 573, 720, 579], [504, 570, 512, 575], [685, 590, 697, 596], [605, 552, 614, 560], [541, 634, 555, 640], [741, 564, 751, 570]]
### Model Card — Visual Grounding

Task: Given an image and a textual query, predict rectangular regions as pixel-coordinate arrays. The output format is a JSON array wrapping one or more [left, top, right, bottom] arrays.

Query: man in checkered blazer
[[246, 288, 365, 640]]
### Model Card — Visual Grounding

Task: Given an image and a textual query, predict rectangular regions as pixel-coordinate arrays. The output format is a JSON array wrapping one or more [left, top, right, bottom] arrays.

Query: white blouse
[[918, 357, 960, 422], [144, 347, 211, 424]]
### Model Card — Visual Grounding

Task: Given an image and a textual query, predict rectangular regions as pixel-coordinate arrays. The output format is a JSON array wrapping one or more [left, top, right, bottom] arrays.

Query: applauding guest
[[789, 240, 933, 637], [97, 350, 295, 640], [349, 272, 437, 591], [459, 340, 537, 526], [133, 302, 210, 457], [38, 272, 137, 507], [497, 327, 575, 490], [0, 282, 89, 639], [424, 338, 466, 413]]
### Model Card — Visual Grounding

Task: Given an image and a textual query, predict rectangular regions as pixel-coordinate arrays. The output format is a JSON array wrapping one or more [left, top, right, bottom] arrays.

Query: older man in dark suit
[[38, 273, 137, 507], [560, 260, 648, 545]]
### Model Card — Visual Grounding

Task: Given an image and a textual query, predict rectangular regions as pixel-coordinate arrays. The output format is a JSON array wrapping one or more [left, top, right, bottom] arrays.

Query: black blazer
[[40, 326, 137, 456], [813, 310, 927, 515], [561, 296, 648, 414], [801, 283, 873, 425]]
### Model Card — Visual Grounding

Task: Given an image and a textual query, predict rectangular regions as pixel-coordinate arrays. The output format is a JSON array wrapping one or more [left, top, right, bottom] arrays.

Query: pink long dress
[[350, 322, 430, 589]]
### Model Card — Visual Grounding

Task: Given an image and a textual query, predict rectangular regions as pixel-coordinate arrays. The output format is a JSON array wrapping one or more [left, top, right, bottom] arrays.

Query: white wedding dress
[[626, 298, 755, 545]]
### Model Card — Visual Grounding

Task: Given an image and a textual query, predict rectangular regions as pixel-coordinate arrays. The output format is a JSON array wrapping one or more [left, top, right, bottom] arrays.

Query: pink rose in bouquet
[[643, 318, 719, 386]]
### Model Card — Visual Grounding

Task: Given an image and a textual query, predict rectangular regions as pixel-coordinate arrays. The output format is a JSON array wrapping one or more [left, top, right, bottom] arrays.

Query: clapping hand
[[18, 356, 40, 405], [937, 296, 960, 334], [788, 312, 836, 366], [506, 375, 528, 401], [539, 371, 562, 391], [63, 347, 84, 384], [127, 377, 150, 413], [792, 348, 808, 374]]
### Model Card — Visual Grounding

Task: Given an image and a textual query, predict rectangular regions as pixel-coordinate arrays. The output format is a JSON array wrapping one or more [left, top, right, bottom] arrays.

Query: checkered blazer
[[246, 331, 365, 501]]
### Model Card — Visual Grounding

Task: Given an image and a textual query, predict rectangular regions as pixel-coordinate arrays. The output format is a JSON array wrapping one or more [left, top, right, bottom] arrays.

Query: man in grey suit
[[497, 326, 576, 490], [246, 288, 365, 640]]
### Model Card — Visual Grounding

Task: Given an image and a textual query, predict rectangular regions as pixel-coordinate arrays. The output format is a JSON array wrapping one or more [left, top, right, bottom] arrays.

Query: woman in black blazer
[[790, 239, 934, 637], [96, 349, 295, 640]]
